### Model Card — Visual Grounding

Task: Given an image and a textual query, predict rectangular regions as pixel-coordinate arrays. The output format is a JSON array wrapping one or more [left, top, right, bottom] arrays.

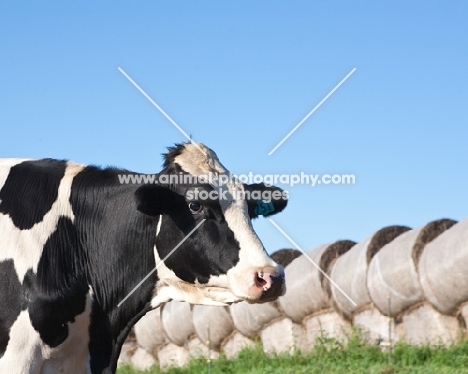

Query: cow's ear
[[245, 183, 288, 219], [135, 185, 185, 216]]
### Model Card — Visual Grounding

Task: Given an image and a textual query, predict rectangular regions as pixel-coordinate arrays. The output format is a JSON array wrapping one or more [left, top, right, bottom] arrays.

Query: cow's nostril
[[255, 272, 268, 288]]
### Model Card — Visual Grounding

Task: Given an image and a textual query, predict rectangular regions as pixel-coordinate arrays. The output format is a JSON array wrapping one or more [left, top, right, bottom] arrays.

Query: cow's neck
[[70, 169, 159, 372]]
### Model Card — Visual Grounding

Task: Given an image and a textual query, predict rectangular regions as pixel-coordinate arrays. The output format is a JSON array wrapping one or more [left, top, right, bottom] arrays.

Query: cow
[[0, 142, 288, 373]]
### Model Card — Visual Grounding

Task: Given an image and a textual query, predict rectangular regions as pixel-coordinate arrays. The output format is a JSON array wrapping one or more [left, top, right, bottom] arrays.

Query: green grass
[[118, 331, 468, 374]]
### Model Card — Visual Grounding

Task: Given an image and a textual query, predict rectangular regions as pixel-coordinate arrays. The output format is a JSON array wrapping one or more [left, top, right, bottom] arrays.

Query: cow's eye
[[188, 201, 203, 214]]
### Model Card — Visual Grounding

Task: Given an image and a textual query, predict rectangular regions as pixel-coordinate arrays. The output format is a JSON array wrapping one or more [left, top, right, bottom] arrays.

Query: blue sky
[[1, 2, 467, 254]]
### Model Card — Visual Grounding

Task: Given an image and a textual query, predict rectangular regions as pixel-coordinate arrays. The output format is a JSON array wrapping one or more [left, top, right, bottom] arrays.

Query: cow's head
[[135, 143, 287, 306]]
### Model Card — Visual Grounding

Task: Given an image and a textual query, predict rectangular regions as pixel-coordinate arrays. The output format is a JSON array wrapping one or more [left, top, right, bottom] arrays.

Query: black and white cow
[[0, 142, 287, 373]]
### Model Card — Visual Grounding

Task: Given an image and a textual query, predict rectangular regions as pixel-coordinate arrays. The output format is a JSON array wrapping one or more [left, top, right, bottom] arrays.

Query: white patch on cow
[[0, 310, 43, 374], [172, 143, 227, 176], [151, 281, 239, 307], [166, 143, 279, 302], [0, 161, 85, 281], [220, 182, 278, 300]]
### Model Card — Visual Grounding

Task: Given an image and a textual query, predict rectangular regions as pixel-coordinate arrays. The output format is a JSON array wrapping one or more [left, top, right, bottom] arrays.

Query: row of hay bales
[[120, 217, 468, 371]]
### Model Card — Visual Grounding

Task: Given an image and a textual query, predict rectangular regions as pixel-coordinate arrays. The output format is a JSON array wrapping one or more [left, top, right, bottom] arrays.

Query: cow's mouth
[[153, 265, 286, 307]]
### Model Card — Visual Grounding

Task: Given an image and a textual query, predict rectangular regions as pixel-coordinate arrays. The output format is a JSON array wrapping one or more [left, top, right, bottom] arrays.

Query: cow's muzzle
[[253, 266, 286, 303]]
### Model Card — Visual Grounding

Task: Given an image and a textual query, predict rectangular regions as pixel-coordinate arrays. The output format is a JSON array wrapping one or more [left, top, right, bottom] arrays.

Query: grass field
[[117, 332, 468, 374]]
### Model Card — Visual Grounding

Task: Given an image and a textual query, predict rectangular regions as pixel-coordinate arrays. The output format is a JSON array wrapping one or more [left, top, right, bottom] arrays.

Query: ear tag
[[254, 200, 275, 216]]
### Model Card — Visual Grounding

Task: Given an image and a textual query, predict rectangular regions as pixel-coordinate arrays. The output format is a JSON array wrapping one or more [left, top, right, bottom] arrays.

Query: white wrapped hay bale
[[278, 244, 329, 323], [134, 307, 167, 353], [368, 219, 456, 317], [402, 303, 461, 345], [192, 305, 235, 350], [221, 332, 256, 359], [353, 306, 405, 345], [230, 301, 281, 338], [130, 347, 157, 371], [304, 310, 351, 347], [157, 343, 190, 370], [260, 317, 306, 355], [330, 226, 410, 318], [161, 300, 194, 346], [419, 218, 468, 315], [187, 336, 220, 360], [278, 240, 355, 324]]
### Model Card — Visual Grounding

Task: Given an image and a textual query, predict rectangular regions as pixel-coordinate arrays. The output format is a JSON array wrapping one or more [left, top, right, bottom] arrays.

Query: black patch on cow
[[156, 192, 241, 285], [0, 159, 67, 230], [0, 260, 26, 358], [135, 184, 188, 217], [27, 216, 88, 348]]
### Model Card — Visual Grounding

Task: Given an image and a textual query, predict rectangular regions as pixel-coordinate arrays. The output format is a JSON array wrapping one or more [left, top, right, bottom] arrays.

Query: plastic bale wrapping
[[330, 226, 411, 319], [402, 303, 461, 345], [367, 219, 456, 318], [161, 300, 195, 346], [221, 331, 256, 359], [304, 310, 352, 348], [157, 343, 190, 370], [134, 307, 167, 354], [419, 217, 468, 316], [192, 305, 235, 350], [230, 301, 282, 338], [260, 317, 307, 355], [278, 241, 354, 324], [187, 336, 220, 360]]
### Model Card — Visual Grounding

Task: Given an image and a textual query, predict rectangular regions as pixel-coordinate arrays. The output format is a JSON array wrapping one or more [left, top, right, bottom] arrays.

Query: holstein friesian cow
[[0, 142, 287, 373]]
